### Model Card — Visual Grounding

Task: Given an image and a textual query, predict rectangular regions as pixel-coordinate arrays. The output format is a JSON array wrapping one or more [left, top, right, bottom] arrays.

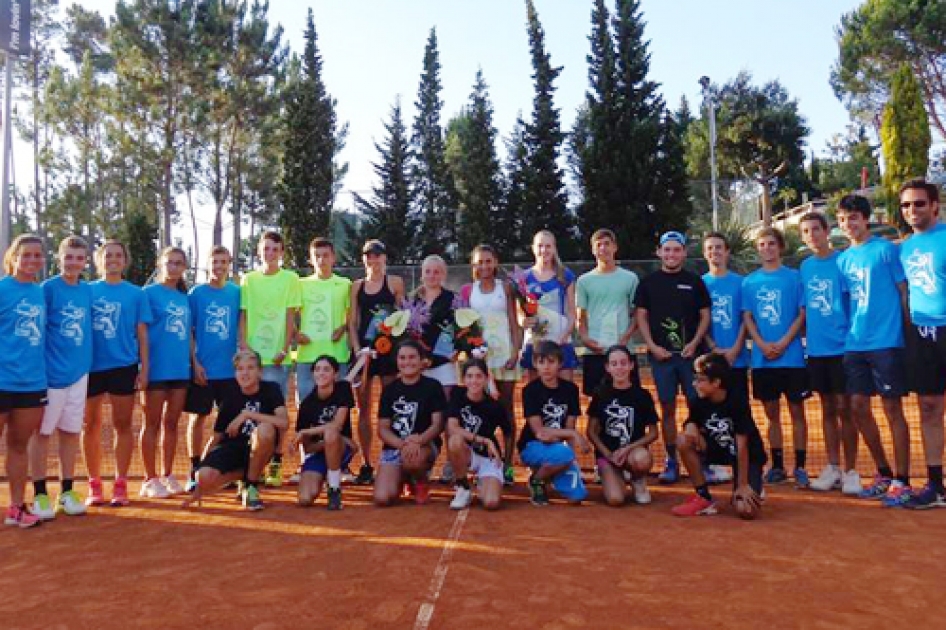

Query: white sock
[[328, 469, 341, 489]]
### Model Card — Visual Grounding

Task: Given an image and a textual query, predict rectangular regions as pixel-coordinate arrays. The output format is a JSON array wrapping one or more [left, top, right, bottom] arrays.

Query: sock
[[695, 484, 713, 501], [666, 444, 677, 462], [928, 466, 944, 494], [34, 479, 47, 496], [62, 479, 74, 493], [878, 466, 894, 479], [272, 454, 283, 464], [456, 477, 470, 490], [896, 474, 910, 486], [245, 479, 258, 490], [771, 448, 784, 471], [794, 449, 806, 470], [327, 469, 341, 490]]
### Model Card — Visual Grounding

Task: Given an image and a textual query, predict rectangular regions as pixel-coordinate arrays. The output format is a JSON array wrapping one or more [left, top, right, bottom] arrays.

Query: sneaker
[[162, 474, 185, 496], [793, 468, 811, 489], [264, 461, 283, 487], [858, 475, 891, 500], [764, 468, 789, 485], [185, 479, 198, 493], [904, 484, 946, 510], [234, 481, 244, 502], [288, 471, 301, 486], [414, 479, 431, 505], [401, 481, 413, 499], [139, 477, 171, 499], [31, 493, 56, 521], [439, 462, 455, 485], [631, 478, 651, 505], [810, 465, 842, 492], [4, 505, 41, 529], [327, 487, 343, 511], [342, 467, 356, 484], [111, 478, 130, 507], [355, 464, 374, 486], [841, 470, 863, 496], [658, 459, 679, 484], [86, 477, 105, 507], [57, 490, 87, 516], [671, 494, 718, 517], [881, 483, 914, 508], [503, 465, 515, 487], [242, 484, 264, 511], [450, 485, 472, 510], [529, 476, 549, 506]]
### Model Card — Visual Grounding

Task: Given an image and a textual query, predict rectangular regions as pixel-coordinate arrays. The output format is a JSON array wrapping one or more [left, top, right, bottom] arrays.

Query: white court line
[[413, 508, 470, 630]]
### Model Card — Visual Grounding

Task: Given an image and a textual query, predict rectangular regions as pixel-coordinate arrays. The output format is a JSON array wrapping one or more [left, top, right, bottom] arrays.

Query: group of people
[[0, 177, 943, 528]]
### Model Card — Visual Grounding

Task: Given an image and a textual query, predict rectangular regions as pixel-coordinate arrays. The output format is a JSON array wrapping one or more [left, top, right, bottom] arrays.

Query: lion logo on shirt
[[316, 405, 338, 427], [807, 277, 833, 316], [756, 287, 782, 326], [92, 298, 121, 339], [542, 399, 568, 429], [905, 251, 937, 296], [391, 396, 419, 437], [705, 413, 736, 457], [460, 406, 483, 435], [60, 301, 86, 346], [166, 302, 188, 340], [711, 293, 733, 330], [239, 400, 262, 437], [603, 400, 634, 447], [847, 266, 868, 307], [15, 299, 43, 346], [205, 302, 230, 340]]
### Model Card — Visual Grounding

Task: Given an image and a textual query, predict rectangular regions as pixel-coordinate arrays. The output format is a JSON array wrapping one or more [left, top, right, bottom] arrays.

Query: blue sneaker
[[793, 468, 810, 489], [764, 468, 788, 485], [881, 484, 914, 508], [658, 459, 679, 484], [904, 484, 946, 510], [858, 475, 891, 500]]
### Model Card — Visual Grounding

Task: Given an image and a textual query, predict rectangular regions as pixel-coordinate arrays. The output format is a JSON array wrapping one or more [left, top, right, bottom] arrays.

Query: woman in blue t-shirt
[[0, 234, 47, 528], [140, 247, 193, 499]]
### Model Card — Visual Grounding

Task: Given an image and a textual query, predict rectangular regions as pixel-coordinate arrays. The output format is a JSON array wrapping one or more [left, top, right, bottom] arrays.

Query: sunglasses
[[900, 200, 929, 209]]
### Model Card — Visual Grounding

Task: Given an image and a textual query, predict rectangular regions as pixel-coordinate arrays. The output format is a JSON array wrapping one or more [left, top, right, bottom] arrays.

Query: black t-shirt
[[634, 269, 711, 352], [296, 381, 355, 442], [684, 395, 767, 466], [586, 385, 659, 456], [213, 381, 286, 446], [411, 289, 456, 368], [447, 387, 512, 456], [517, 379, 581, 452], [378, 375, 448, 443]]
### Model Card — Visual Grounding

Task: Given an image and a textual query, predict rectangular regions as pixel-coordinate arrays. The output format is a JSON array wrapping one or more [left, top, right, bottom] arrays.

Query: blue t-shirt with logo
[[900, 222, 946, 327], [0, 277, 47, 392], [702, 272, 749, 368], [800, 252, 849, 358], [741, 266, 805, 369], [189, 282, 241, 380], [43, 276, 94, 389], [837, 237, 906, 351], [144, 284, 192, 382], [90, 280, 154, 372]]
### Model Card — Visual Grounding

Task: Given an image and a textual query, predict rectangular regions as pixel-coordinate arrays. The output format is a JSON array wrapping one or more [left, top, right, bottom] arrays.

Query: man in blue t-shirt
[[898, 178, 946, 509], [799, 213, 860, 495], [702, 232, 749, 405], [836, 194, 911, 507], [742, 227, 809, 487]]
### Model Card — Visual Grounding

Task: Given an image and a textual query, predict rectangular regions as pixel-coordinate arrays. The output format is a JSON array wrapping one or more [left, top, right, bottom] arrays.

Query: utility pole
[[699, 76, 720, 231]]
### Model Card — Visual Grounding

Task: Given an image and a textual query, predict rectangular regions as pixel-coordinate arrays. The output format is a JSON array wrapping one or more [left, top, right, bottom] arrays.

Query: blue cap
[[659, 231, 686, 247]]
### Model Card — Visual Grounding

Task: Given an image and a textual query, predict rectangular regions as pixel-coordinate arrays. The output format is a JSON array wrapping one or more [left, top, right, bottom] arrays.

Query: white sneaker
[[810, 465, 842, 492], [32, 493, 56, 520], [162, 475, 185, 495], [288, 472, 301, 485], [841, 469, 863, 496], [57, 490, 87, 516], [632, 478, 652, 504], [140, 478, 171, 499], [709, 465, 732, 483], [450, 485, 472, 510]]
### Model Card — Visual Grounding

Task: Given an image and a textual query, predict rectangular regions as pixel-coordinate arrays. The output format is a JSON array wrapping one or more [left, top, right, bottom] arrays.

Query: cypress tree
[[500, 116, 529, 262]]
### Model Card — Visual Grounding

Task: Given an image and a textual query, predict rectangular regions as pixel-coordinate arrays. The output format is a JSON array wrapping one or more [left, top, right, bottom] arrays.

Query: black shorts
[[184, 379, 238, 416], [0, 390, 48, 412], [907, 324, 946, 395], [751, 368, 810, 403], [87, 364, 139, 398], [843, 349, 907, 398], [581, 353, 641, 397], [368, 353, 397, 378], [146, 379, 190, 392], [200, 440, 250, 475], [729, 368, 750, 408], [807, 356, 846, 395]]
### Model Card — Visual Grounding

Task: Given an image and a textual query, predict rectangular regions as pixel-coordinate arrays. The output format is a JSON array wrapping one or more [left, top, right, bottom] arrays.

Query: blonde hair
[[415, 254, 448, 300], [533, 230, 566, 285], [3, 233, 44, 277], [232, 349, 262, 369], [94, 240, 131, 277], [58, 235, 90, 257], [157, 246, 189, 293]]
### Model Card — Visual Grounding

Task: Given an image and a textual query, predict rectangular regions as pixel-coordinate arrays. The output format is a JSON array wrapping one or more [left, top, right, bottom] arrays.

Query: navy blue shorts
[[302, 445, 355, 475], [650, 354, 696, 403], [843, 349, 907, 398]]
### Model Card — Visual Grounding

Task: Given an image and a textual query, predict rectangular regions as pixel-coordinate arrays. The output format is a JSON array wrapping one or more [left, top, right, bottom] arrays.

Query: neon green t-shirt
[[241, 269, 302, 366], [296, 273, 352, 364]]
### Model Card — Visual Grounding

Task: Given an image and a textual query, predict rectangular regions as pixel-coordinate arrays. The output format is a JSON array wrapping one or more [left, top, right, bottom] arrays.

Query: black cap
[[362, 239, 386, 255]]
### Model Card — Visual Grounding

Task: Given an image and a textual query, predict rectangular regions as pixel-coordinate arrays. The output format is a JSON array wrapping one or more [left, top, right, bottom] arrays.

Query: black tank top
[[357, 274, 397, 344]]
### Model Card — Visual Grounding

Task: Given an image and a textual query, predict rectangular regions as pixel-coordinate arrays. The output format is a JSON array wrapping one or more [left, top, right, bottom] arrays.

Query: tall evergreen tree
[[354, 98, 415, 264], [279, 9, 347, 269], [522, 0, 574, 257], [411, 28, 456, 259], [120, 210, 158, 286], [445, 70, 504, 257], [500, 116, 529, 262]]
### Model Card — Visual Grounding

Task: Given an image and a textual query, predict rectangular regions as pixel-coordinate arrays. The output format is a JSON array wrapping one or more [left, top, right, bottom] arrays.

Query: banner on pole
[[0, 0, 29, 57]]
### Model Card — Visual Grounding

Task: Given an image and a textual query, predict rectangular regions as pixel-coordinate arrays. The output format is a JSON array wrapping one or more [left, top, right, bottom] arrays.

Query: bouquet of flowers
[[372, 299, 430, 356], [452, 293, 488, 359], [507, 265, 549, 339]]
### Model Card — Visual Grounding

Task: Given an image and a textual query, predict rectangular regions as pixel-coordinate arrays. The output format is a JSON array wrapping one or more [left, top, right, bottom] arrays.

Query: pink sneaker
[[111, 478, 130, 507], [86, 477, 105, 507], [4, 505, 41, 529], [671, 494, 718, 517]]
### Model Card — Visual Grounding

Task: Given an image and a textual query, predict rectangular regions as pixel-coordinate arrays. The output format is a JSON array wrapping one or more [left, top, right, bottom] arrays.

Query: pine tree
[[881, 63, 931, 231], [500, 116, 529, 262], [279, 9, 347, 269], [120, 210, 158, 286], [411, 28, 457, 260], [522, 0, 574, 257], [354, 98, 415, 265]]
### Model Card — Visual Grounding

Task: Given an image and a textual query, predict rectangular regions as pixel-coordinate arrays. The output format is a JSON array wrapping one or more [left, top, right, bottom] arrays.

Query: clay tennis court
[[2, 371, 943, 629]]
